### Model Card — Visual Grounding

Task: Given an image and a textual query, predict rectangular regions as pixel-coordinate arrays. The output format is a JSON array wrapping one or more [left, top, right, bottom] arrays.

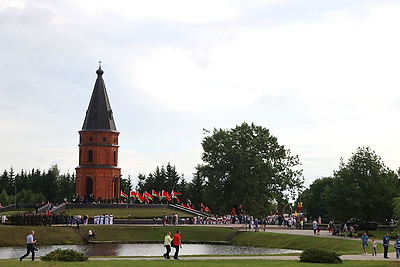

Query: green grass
[[366, 230, 399, 239], [1, 224, 397, 256], [0, 259, 398, 267], [65, 208, 191, 219], [0, 225, 235, 246], [231, 231, 397, 255], [78, 225, 235, 242], [0, 225, 86, 246]]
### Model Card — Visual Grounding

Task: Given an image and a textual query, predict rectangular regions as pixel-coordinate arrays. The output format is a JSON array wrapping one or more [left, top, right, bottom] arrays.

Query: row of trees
[[2, 122, 399, 225], [301, 147, 400, 224], [0, 165, 75, 205]]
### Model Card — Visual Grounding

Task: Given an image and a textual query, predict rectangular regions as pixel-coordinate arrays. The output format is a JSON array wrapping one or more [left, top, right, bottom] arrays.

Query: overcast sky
[[1, 0, 400, 188]]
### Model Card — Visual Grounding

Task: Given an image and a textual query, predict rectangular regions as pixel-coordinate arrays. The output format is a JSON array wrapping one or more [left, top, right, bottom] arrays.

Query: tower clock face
[[103, 138, 107, 142], [89, 137, 93, 142]]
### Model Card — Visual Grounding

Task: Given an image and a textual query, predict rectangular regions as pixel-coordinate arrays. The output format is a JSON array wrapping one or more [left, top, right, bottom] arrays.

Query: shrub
[[41, 248, 88, 262], [299, 248, 342, 264]]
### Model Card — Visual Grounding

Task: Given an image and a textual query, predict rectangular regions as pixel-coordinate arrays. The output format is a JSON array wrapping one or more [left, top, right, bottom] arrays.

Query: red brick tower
[[75, 65, 121, 202]]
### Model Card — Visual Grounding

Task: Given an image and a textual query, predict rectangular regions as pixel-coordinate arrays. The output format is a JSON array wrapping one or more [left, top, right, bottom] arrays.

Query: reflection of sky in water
[[0, 244, 301, 259]]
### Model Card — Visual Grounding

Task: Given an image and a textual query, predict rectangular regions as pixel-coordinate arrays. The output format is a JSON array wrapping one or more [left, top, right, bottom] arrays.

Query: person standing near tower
[[20, 230, 37, 261]]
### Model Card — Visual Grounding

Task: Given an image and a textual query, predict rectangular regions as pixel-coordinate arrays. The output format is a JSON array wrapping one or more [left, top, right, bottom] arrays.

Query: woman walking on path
[[163, 232, 172, 259]]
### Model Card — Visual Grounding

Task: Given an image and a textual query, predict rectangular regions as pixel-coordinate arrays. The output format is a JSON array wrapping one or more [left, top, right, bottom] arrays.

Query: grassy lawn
[[65, 208, 191, 219], [1, 224, 397, 256], [0, 225, 85, 246], [0, 225, 235, 246], [78, 225, 235, 242], [231, 231, 397, 255], [0, 259, 398, 267]]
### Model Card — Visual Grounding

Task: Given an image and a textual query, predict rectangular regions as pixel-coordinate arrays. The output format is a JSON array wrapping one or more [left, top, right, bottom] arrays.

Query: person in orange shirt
[[172, 230, 182, 260]]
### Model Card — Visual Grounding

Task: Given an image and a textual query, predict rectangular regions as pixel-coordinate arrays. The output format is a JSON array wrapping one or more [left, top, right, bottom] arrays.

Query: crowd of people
[[93, 214, 114, 225]]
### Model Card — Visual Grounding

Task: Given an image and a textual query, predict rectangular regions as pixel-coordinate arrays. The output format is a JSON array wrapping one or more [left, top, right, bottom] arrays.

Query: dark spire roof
[[82, 66, 117, 131]]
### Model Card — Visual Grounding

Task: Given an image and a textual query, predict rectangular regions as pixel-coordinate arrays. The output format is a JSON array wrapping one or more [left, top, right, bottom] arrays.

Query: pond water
[[0, 243, 301, 259]]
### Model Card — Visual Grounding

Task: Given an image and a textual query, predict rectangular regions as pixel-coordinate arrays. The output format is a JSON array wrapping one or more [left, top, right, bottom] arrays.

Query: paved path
[[90, 253, 398, 261]]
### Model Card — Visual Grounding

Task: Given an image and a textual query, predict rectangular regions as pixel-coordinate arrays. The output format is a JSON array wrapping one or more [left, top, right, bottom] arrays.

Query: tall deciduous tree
[[326, 147, 399, 223], [301, 177, 334, 220], [196, 122, 303, 216]]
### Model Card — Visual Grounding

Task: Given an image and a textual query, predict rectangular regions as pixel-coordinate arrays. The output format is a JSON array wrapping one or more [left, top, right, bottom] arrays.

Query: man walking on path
[[383, 233, 390, 259], [173, 230, 182, 260], [361, 232, 368, 255], [20, 230, 37, 261], [312, 219, 317, 235]]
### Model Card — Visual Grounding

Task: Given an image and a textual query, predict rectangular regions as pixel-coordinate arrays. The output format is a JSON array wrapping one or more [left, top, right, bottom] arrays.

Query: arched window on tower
[[113, 151, 117, 164], [88, 150, 93, 163]]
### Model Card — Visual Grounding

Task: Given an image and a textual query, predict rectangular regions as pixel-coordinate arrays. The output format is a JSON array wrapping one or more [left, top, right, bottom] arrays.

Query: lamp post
[[64, 198, 69, 226]]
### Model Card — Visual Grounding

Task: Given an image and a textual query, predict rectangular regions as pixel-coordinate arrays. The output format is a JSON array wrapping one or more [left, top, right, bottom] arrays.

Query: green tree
[[301, 177, 334, 220], [326, 147, 399, 224], [0, 167, 15, 195], [121, 174, 133, 193], [136, 163, 184, 192], [17, 189, 45, 204], [58, 172, 76, 202], [0, 189, 11, 206], [196, 122, 303, 216], [42, 165, 60, 202], [187, 173, 205, 207]]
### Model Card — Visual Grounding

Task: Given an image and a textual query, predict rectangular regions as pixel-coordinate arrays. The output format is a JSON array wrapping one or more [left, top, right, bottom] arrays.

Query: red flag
[[171, 190, 182, 198], [130, 191, 137, 198], [231, 208, 237, 215], [143, 191, 153, 201], [136, 192, 144, 203], [120, 191, 128, 198], [162, 190, 171, 201], [151, 190, 160, 198]]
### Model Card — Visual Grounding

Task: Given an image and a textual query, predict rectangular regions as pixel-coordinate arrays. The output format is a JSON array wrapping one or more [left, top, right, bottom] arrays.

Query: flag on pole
[[130, 191, 137, 198], [144, 191, 153, 201], [151, 190, 160, 198], [120, 191, 128, 198], [161, 190, 171, 201], [171, 190, 182, 198], [136, 192, 144, 203]]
